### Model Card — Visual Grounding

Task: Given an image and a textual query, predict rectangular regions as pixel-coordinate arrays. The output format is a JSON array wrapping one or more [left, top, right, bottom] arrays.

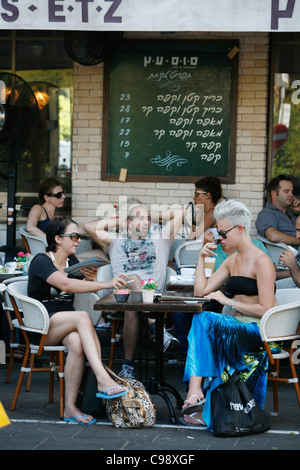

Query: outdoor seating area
[[1, 203, 300, 446], [2, 6, 300, 451]]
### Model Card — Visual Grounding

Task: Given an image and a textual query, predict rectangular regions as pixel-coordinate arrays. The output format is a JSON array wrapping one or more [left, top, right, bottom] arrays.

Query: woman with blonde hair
[[181, 199, 276, 429]]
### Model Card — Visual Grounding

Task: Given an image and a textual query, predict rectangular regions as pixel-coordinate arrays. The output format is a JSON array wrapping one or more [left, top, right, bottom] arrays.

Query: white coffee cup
[[287, 245, 299, 257], [180, 267, 195, 278]]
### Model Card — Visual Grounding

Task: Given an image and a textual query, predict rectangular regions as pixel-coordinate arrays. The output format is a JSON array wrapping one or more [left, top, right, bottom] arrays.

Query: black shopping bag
[[211, 371, 271, 437]]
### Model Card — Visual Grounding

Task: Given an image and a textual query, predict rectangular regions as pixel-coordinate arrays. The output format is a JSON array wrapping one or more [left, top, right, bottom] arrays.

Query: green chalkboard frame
[[101, 40, 239, 184]]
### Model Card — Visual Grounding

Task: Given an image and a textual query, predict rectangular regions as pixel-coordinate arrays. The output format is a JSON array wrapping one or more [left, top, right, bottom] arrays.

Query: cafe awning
[[0, 0, 299, 32]]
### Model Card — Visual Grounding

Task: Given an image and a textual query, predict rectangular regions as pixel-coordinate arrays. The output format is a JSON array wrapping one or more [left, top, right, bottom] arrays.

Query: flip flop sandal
[[182, 394, 206, 415], [64, 414, 96, 425], [179, 413, 206, 427], [96, 386, 128, 399]]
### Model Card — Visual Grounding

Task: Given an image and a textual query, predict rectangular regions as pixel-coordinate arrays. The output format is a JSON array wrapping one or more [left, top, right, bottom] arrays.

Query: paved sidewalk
[[0, 331, 299, 452]]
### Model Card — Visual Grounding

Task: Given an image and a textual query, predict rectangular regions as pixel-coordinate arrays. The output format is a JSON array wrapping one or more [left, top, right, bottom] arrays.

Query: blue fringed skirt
[[183, 311, 268, 432]]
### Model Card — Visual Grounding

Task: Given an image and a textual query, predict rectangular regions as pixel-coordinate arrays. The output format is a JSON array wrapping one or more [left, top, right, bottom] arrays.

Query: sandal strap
[[184, 394, 201, 404]]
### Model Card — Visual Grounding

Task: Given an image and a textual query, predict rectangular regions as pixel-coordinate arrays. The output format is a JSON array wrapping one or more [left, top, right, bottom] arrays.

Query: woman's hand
[[203, 230, 214, 245], [106, 274, 129, 290], [200, 241, 217, 258], [204, 289, 230, 307], [81, 267, 98, 281]]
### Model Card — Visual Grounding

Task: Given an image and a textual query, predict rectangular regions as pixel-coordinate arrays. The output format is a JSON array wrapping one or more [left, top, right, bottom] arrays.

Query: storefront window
[[270, 33, 300, 194], [0, 32, 73, 244], [15, 70, 73, 215]]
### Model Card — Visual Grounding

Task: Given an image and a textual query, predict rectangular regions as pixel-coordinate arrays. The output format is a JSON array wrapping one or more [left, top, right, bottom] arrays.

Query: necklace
[[49, 251, 69, 269]]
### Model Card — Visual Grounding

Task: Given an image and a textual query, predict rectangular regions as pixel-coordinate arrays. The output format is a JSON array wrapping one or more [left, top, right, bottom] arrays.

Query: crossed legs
[[46, 309, 127, 424]]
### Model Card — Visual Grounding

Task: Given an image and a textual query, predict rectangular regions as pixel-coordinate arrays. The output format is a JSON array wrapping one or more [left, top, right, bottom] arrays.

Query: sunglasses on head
[[59, 232, 81, 242], [47, 190, 65, 199], [217, 225, 239, 239]]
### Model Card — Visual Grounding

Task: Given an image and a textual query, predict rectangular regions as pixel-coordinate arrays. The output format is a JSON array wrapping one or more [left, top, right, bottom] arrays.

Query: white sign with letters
[[0, 0, 299, 32]]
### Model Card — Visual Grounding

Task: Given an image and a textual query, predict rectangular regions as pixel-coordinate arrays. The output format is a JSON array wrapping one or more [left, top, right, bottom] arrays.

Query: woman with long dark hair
[[27, 178, 66, 236], [28, 217, 128, 425]]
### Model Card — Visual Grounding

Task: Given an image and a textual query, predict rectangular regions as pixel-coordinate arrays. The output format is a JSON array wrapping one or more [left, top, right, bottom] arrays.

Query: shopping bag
[[104, 365, 156, 428], [211, 371, 271, 437]]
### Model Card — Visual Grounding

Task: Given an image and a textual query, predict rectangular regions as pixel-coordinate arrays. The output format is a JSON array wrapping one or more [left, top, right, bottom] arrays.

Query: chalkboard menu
[[102, 41, 238, 183]]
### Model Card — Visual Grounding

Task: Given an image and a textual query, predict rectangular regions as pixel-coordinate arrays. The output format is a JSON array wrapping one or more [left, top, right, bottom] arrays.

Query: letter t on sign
[[271, 0, 295, 30]]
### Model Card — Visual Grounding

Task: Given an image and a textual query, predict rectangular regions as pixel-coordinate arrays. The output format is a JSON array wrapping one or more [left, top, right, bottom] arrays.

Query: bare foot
[[97, 377, 127, 396], [182, 385, 205, 411], [183, 411, 206, 426], [64, 406, 95, 424]]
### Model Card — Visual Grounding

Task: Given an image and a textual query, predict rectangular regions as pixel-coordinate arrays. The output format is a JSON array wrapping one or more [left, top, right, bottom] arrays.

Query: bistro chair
[[276, 288, 300, 305], [174, 239, 203, 269], [19, 226, 47, 255], [259, 298, 300, 413], [7, 280, 67, 418], [73, 291, 101, 327], [257, 235, 288, 268], [2, 276, 28, 383]]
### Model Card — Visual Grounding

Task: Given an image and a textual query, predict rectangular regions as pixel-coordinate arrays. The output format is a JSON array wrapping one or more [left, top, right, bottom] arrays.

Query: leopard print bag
[[104, 365, 156, 428]]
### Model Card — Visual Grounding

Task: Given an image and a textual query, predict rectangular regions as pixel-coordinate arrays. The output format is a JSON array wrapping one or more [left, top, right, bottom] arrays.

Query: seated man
[[84, 203, 186, 378], [256, 174, 300, 246], [278, 215, 300, 287]]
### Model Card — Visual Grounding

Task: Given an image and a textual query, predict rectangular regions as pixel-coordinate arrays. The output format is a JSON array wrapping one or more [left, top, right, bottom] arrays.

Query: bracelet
[[231, 298, 237, 310]]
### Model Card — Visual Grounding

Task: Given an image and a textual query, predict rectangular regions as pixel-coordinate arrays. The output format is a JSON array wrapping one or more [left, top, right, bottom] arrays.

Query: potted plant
[[141, 278, 158, 303], [14, 251, 31, 270]]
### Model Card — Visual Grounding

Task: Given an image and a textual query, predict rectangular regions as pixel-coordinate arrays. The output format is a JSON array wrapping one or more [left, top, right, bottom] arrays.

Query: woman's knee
[[64, 331, 84, 356], [75, 310, 93, 326]]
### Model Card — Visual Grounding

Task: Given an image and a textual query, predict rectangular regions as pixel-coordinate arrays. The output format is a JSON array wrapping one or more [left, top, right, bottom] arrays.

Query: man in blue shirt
[[256, 174, 300, 247]]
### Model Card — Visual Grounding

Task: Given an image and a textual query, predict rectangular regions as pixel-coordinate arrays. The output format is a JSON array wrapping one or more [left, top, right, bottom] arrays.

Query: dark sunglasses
[[217, 225, 239, 239], [59, 232, 81, 242], [47, 190, 65, 199]]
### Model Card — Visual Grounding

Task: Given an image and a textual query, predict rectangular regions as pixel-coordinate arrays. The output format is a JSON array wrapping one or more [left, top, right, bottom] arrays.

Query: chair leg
[[49, 352, 55, 403], [10, 347, 30, 411], [58, 351, 65, 419], [25, 352, 35, 392], [5, 344, 15, 384], [272, 359, 280, 413]]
